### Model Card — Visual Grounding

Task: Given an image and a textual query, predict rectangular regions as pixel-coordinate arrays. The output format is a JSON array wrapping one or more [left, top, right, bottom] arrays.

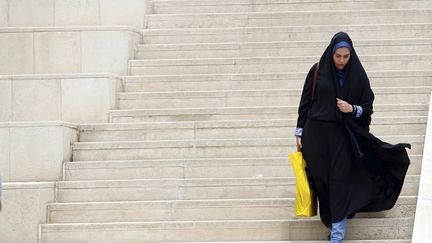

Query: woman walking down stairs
[[37, 0, 431, 242]]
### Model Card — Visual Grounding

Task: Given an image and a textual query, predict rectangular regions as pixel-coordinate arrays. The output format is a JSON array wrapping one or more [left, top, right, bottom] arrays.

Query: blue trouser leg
[[330, 217, 348, 243]]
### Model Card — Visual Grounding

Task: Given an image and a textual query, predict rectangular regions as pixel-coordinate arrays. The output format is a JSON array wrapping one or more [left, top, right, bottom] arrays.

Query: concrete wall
[[0, 1, 147, 243], [0, 182, 55, 243], [0, 122, 78, 182], [412, 92, 432, 243], [0, 0, 148, 28], [0, 74, 122, 123], [0, 27, 141, 75]]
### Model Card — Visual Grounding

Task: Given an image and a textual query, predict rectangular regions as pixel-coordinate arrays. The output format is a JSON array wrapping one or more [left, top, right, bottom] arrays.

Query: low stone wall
[[0, 182, 55, 243], [0, 0, 148, 28], [0, 74, 121, 123], [0, 122, 77, 182], [0, 26, 141, 75]]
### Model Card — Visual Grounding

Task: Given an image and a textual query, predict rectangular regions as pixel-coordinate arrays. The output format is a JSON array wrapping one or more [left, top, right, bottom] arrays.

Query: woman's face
[[333, 47, 351, 70]]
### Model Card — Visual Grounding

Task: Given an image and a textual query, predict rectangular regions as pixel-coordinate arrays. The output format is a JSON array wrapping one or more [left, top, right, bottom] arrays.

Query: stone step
[[79, 117, 427, 142], [40, 217, 413, 242], [177, 241, 411, 243], [56, 177, 296, 202], [123, 70, 432, 92], [141, 23, 432, 44], [150, 241, 411, 243], [56, 176, 419, 203], [151, 0, 432, 14], [118, 87, 432, 109], [110, 104, 430, 123], [64, 157, 295, 180], [136, 38, 432, 59], [72, 136, 423, 161], [64, 154, 422, 181], [128, 54, 432, 75], [47, 196, 416, 223], [145, 9, 432, 29]]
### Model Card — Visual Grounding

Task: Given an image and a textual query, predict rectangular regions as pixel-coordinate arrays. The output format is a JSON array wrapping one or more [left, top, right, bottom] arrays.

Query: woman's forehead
[[334, 47, 351, 55]]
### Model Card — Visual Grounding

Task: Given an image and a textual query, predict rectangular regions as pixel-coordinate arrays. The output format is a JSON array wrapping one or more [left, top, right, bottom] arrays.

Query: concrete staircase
[[39, 0, 431, 242]]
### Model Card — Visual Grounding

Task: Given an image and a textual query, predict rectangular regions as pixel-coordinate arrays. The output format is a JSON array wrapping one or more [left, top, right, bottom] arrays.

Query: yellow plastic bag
[[289, 151, 317, 217]]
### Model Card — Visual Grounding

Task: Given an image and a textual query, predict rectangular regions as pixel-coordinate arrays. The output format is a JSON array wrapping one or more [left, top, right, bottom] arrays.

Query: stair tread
[[49, 196, 417, 208], [79, 116, 427, 130], [57, 175, 420, 186], [136, 38, 432, 48], [146, 8, 432, 16], [118, 86, 432, 96]]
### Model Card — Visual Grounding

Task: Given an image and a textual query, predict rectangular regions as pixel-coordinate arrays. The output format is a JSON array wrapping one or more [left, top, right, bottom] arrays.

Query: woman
[[295, 32, 410, 242]]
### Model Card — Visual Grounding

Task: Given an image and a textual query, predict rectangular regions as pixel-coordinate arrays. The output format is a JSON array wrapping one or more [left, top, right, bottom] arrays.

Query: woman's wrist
[[295, 127, 303, 137]]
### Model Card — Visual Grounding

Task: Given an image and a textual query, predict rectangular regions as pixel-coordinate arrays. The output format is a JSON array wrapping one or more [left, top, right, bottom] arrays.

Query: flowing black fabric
[[296, 32, 410, 227]]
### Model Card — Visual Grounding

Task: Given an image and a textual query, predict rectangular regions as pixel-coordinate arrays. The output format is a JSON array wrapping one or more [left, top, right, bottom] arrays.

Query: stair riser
[[142, 26, 432, 44], [65, 162, 293, 180], [80, 123, 426, 142], [57, 182, 295, 202], [147, 11, 432, 29], [119, 94, 430, 109], [111, 110, 429, 123], [129, 58, 432, 75], [124, 76, 432, 92], [118, 93, 430, 109], [73, 144, 297, 161], [72, 142, 423, 162], [356, 203, 416, 219], [152, 0, 432, 14], [49, 201, 294, 223], [41, 219, 413, 242], [48, 198, 415, 223], [65, 155, 421, 181], [136, 44, 432, 59], [56, 180, 417, 203]]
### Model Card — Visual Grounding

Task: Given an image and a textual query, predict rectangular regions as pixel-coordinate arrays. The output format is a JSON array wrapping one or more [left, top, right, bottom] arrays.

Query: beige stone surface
[[81, 31, 137, 75], [54, 0, 99, 26], [0, 32, 34, 74], [10, 126, 63, 181], [100, 0, 146, 27], [0, 0, 7, 26], [8, 0, 54, 26], [1, 0, 147, 28], [40, 218, 413, 242], [152, 0, 432, 14], [0, 122, 77, 182], [146, 9, 432, 29], [0, 79, 11, 121], [61, 77, 119, 123], [141, 24, 432, 44], [0, 128, 10, 180], [0, 27, 139, 75], [0, 182, 55, 243], [12, 78, 61, 121], [34, 31, 81, 73], [0, 75, 121, 123]]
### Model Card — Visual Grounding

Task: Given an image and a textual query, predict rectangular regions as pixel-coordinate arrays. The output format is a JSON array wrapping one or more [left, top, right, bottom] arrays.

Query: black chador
[[296, 32, 410, 227]]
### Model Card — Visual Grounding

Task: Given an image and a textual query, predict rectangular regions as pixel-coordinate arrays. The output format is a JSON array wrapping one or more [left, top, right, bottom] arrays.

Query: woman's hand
[[336, 98, 353, 113], [296, 136, 302, 151]]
